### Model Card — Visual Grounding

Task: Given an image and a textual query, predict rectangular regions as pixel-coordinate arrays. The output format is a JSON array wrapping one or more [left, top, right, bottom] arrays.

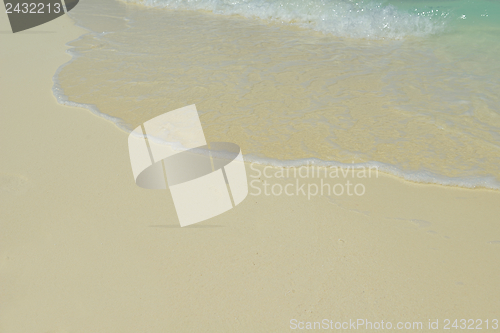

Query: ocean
[[53, 0, 500, 189]]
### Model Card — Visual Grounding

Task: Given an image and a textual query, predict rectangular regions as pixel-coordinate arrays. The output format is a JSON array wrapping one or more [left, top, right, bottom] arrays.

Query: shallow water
[[54, 0, 500, 189]]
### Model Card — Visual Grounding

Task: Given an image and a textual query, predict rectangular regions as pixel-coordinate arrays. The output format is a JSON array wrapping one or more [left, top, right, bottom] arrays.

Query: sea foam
[[122, 0, 448, 39]]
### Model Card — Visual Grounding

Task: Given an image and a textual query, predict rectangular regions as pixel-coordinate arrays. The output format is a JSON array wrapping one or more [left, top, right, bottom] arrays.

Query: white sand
[[1, 12, 499, 333]]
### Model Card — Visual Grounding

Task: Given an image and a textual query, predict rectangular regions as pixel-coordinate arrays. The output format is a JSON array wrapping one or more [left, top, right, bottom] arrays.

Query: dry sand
[[1, 11, 500, 333]]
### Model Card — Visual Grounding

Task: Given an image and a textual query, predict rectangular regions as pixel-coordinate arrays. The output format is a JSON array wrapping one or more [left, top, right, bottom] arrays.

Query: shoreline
[[2, 8, 500, 333], [51, 48, 500, 192], [53, 0, 500, 192]]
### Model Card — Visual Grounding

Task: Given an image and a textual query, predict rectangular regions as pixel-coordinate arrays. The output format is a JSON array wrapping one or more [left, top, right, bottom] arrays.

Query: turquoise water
[[55, 0, 500, 189], [124, 0, 500, 37]]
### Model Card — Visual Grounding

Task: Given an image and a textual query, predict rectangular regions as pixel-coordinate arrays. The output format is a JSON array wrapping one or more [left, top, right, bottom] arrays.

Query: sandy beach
[[1, 6, 500, 333]]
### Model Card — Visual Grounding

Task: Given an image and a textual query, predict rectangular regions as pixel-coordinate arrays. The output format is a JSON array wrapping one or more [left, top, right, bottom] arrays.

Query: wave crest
[[122, 0, 448, 39]]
